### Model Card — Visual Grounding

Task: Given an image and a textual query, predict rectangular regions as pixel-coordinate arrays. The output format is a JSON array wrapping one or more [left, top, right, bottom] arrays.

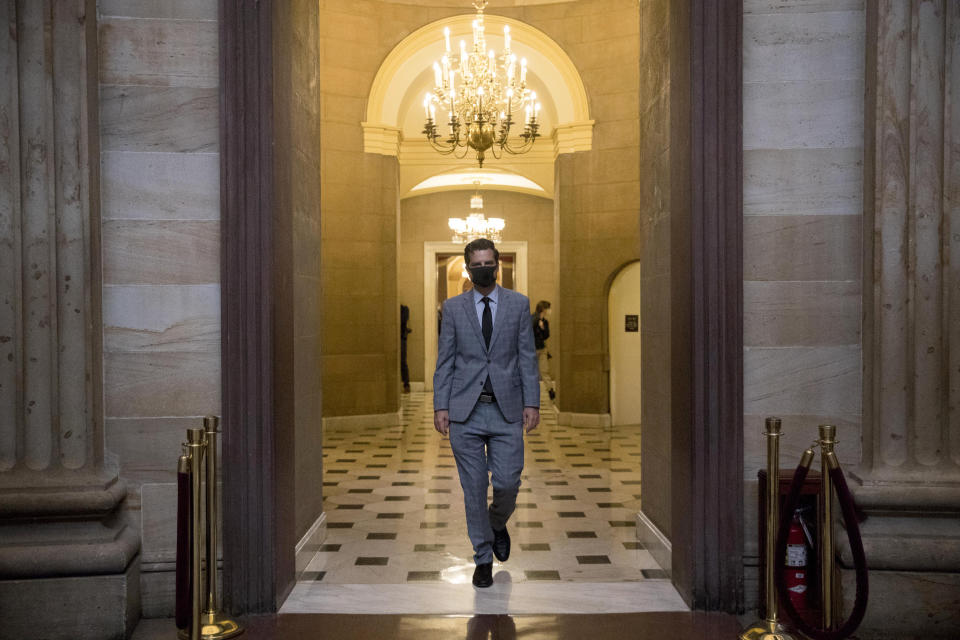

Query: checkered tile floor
[[301, 392, 663, 584]]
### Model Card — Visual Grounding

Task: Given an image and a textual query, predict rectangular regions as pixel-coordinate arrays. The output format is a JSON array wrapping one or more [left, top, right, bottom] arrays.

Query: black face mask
[[469, 265, 498, 288]]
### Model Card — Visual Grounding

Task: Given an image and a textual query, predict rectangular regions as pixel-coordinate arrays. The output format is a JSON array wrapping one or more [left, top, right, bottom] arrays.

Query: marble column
[[849, 1, 960, 635], [0, 2, 139, 638]]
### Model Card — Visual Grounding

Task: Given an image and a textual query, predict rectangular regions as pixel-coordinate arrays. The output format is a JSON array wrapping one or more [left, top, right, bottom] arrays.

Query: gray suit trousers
[[449, 400, 524, 564]]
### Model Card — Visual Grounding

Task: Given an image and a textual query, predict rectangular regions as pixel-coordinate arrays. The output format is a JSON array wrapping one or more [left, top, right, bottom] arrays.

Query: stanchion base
[[177, 613, 244, 640], [738, 618, 801, 640]]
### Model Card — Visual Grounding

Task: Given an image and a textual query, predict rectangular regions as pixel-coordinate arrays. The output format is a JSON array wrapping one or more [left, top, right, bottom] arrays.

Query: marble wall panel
[[743, 214, 861, 281], [743, 0, 864, 13], [104, 351, 220, 418], [99, 18, 218, 88], [98, 1, 222, 617], [140, 483, 177, 564], [102, 220, 219, 285], [106, 416, 199, 486], [743, 10, 864, 83], [741, 0, 865, 611], [100, 86, 218, 153], [743, 280, 861, 346], [743, 346, 861, 416], [743, 79, 863, 150], [101, 152, 219, 220], [98, 0, 217, 20], [744, 148, 863, 216], [103, 285, 220, 353]]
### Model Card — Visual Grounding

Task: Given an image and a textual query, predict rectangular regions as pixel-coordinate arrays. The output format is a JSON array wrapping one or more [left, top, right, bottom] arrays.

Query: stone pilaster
[[0, 1, 139, 638], [847, 2, 960, 636]]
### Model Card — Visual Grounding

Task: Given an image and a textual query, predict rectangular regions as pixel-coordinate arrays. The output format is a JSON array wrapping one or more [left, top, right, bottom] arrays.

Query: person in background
[[400, 304, 412, 393], [532, 300, 555, 401]]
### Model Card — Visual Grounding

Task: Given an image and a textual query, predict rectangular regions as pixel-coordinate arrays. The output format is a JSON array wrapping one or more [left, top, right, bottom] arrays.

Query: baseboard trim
[[556, 411, 611, 427], [295, 512, 327, 578], [321, 411, 400, 430], [637, 510, 672, 578]]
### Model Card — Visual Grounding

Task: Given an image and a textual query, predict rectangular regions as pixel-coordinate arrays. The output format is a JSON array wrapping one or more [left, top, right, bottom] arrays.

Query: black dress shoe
[[493, 526, 511, 562], [472, 562, 493, 588]]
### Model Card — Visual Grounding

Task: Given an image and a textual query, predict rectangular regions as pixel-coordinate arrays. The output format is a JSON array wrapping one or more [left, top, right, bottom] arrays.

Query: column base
[[838, 476, 960, 638], [839, 568, 960, 639], [0, 554, 140, 640], [0, 474, 141, 638]]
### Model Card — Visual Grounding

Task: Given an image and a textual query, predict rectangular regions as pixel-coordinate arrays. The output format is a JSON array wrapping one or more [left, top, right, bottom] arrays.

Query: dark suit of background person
[[433, 239, 540, 588], [400, 304, 411, 393]]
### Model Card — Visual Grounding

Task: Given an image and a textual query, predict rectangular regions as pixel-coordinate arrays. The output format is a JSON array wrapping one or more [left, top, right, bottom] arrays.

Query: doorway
[[219, 0, 744, 615], [608, 262, 643, 426]]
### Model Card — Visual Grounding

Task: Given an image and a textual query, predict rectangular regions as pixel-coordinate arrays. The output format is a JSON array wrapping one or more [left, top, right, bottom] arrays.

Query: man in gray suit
[[433, 238, 540, 588]]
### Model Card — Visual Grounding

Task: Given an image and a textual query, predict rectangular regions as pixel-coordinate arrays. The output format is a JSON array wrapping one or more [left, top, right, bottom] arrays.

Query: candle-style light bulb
[[503, 25, 511, 51], [433, 62, 442, 88], [444, 27, 451, 52], [520, 58, 527, 83]]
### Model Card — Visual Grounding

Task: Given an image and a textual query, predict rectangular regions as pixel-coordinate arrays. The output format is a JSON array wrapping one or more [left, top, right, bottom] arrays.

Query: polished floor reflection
[[133, 612, 741, 640], [283, 392, 685, 614]]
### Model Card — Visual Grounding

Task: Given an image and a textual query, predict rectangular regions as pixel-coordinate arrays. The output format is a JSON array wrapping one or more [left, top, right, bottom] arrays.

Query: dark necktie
[[481, 297, 493, 348], [482, 297, 493, 393]]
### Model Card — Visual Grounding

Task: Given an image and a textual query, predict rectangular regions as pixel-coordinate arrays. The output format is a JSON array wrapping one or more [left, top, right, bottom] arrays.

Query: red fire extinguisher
[[784, 513, 810, 615]]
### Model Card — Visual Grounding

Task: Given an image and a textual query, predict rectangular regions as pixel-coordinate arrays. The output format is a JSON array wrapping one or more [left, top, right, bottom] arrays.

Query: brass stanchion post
[[200, 416, 242, 639], [818, 424, 837, 631], [186, 428, 205, 640], [740, 417, 800, 640]]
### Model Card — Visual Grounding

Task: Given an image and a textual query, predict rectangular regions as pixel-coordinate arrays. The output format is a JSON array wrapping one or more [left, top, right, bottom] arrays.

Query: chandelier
[[448, 186, 505, 243], [423, 1, 541, 168]]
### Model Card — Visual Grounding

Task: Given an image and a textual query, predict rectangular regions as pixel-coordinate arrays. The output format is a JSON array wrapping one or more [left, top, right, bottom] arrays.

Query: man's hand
[[434, 409, 450, 436], [522, 407, 540, 433]]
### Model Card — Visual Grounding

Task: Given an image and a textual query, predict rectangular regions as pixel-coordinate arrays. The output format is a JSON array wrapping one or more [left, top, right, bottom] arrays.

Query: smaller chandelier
[[448, 188, 505, 243], [423, 0, 541, 167]]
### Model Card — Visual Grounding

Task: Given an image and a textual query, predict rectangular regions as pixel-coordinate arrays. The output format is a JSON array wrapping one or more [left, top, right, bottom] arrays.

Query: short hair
[[535, 300, 551, 313], [464, 238, 499, 265]]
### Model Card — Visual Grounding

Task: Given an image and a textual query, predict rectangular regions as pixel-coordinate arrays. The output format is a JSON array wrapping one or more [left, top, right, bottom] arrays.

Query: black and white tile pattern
[[303, 392, 658, 585]]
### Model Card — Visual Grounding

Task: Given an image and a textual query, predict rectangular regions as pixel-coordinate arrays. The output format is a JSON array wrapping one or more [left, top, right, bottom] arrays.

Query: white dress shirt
[[472, 285, 500, 331]]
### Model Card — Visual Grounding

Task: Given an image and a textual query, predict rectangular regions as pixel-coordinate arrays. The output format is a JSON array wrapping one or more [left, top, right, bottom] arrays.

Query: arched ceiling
[[363, 12, 593, 199]]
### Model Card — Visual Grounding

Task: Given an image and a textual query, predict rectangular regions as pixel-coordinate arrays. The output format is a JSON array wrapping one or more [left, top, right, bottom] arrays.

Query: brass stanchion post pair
[[179, 417, 243, 640], [740, 417, 801, 640]]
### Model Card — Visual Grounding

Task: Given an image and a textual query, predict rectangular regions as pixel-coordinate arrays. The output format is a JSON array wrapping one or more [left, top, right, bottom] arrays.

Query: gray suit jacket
[[433, 286, 540, 423]]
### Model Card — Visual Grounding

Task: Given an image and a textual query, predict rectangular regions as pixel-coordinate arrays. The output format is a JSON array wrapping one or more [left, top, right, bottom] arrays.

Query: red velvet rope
[[774, 461, 869, 640], [175, 469, 192, 630]]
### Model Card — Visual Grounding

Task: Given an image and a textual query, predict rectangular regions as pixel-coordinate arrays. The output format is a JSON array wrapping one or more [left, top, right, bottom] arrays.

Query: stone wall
[[97, 0, 220, 617], [741, 0, 865, 608], [317, 1, 409, 418], [637, 0, 673, 543], [274, 0, 325, 547], [399, 190, 556, 384], [531, 1, 642, 415]]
